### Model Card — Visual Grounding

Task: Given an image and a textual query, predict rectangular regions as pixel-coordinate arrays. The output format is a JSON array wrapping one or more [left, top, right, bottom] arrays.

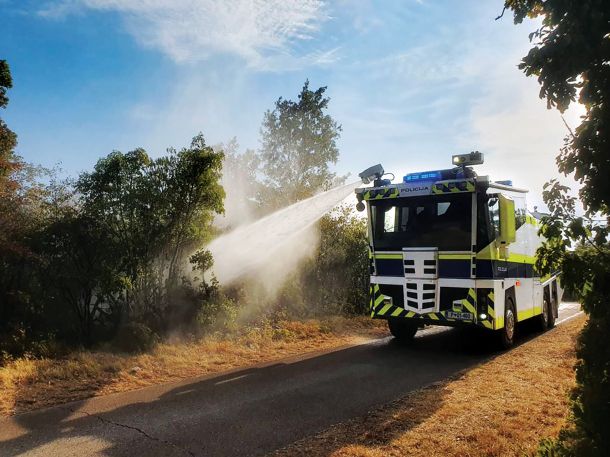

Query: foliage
[[0, 60, 12, 108], [535, 186, 610, 457], [0, 61, 59, 357], [259, 80, 343, 210], [0, 130, 226, 355], [213, 137, 265, 226], [505, 0, 610, 213], [208, 84, 357, 320], [77, 134, 224, 282], [112, 322, 160, 353], [68, 134, 225, 336], [503, 1, 610, 455], [306, 206, 369, 315], [195, 285, 240, 335], [0, 59, 18, 183], [1, 59, 358, 364], [0, 174, 75, 356], [0, 60, 25, 254], [217, 80, 345, 218], [278, 206, 369, 317]]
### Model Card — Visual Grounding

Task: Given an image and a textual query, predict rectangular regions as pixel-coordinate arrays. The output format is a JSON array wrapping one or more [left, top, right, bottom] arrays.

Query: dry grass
[[0, 316, 386, 417], [272, 316, 585, 457]]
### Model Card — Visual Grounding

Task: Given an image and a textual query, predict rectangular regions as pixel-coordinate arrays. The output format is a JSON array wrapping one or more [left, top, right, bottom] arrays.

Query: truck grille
[[402, 248, 438, 313]]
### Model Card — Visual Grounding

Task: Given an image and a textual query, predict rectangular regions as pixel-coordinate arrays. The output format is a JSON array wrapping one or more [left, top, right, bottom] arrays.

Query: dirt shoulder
[[272, 316, 584, 457], [0, 317, 387, 417]]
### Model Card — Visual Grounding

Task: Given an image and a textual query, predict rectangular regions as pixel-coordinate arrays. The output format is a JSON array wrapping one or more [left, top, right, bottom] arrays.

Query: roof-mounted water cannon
[[358, 163, 394, 187], [451, 151, 483, 179], [359, 164, 385, 185], [452, 151, 484, 167], [356, 163, 394, 212]]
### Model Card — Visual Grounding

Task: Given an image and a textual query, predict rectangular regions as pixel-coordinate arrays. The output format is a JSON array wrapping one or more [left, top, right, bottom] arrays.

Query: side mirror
[[498, 195, 516, 245]]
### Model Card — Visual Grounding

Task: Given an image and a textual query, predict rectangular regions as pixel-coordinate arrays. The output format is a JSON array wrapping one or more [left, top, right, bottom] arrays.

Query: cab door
[[487, 196, 508, 279]]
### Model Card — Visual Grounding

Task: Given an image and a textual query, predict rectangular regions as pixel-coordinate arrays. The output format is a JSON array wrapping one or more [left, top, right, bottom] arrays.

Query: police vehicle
[[355, 152, 562, 348]]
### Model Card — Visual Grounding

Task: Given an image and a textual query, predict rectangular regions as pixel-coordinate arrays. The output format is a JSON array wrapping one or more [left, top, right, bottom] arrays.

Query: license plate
[[446, 311, 473, 320]]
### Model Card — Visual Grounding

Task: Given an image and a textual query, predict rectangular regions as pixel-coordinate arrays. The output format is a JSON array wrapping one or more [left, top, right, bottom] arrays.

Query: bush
[[0, 321, 65, 364], [112, 322, 159, 353], [536, 437, 563, 456], [537, 240, 610, 456], [280, 206, 369, 318], [196, 287, 240, 335]]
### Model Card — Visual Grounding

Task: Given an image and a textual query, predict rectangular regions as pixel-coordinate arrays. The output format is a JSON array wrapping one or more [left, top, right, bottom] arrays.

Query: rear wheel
[[498, 299, 516, 349], [388, 319, 418, 342], [537, 297, 551, 332], [547, 294, 557, 329]]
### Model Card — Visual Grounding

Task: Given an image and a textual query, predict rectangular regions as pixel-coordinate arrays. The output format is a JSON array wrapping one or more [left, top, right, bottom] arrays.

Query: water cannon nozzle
[[359, 164, 385, 185]]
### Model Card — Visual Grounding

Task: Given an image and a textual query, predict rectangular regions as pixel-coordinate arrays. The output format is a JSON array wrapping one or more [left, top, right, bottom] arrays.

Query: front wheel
[[498, 299, 516, 349], [388, 319, 418, 343]]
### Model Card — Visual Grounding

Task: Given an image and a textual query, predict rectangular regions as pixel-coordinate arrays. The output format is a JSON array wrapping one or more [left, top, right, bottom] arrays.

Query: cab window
[[514, 197, 527, 229]]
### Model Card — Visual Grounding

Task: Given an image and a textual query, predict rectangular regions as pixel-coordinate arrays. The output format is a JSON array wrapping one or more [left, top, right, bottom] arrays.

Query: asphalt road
[[0, 303, 582, 457]]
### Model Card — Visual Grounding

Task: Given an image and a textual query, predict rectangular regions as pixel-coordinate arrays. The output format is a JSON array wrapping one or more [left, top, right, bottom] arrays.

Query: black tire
[[537, 297, 551, 332], [547, 295, 557, 329], [498, 299, 517, 349], [388, 319, 418, 342]]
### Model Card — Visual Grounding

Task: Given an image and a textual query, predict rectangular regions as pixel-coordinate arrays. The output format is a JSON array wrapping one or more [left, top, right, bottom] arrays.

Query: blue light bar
[[403, 171, 442, 182]]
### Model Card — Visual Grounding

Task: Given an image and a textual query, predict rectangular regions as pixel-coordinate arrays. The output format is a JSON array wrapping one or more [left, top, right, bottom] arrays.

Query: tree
[[213, 137, 264, 227], [502, 2, 610, 455], [0, 60, 55, 357], [0, 59, 18, 179], [259, 80, 343, 209], [39, 211, 118, 344], [73, 134, 225, 331], [0, 60, 25, 254], [0, 131, 226, 353]]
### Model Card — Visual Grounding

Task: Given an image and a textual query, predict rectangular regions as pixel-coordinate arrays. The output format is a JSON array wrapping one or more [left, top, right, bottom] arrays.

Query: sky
[[1, 0, 584, 209]]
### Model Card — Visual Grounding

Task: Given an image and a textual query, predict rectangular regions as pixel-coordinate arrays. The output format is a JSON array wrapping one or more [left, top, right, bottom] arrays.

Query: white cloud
[[458, 40, 585, 210], [39, 0, 331, 68], [468, 80, 580, 198], [124, 69, 257, 157], [328, 8, 586, 212]]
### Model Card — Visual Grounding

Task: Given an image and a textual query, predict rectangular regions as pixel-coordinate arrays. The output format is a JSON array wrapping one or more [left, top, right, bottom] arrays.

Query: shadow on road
[[0, 321, 547, 457], [271, 318, 565, 457]]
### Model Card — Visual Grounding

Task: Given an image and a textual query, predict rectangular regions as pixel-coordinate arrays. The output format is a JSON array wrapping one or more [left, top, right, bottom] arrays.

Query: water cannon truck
[[355, 152, 562, 348]]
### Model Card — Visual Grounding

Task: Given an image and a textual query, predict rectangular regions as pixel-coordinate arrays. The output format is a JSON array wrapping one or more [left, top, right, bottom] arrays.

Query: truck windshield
[[370, 193, 472, 251]]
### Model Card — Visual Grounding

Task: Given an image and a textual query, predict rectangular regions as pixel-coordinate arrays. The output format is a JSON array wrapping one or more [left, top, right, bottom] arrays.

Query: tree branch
[[561, 114, 576, 139], [495, 6, 507, 21]]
